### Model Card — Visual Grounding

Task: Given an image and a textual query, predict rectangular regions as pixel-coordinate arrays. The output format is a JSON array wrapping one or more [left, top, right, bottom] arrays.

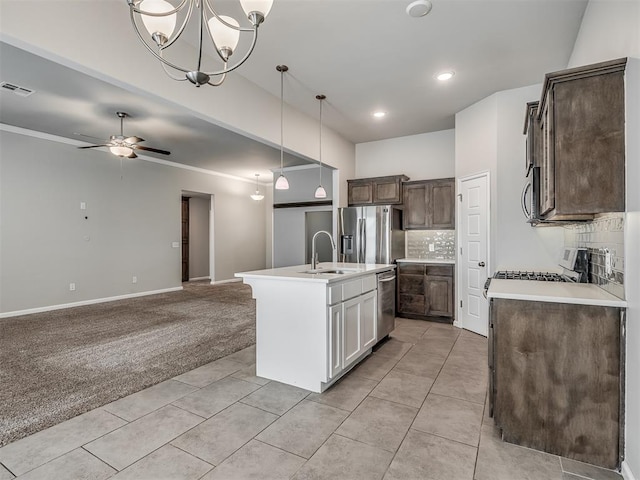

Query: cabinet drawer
[[328, 275, 377, 305], [362, 275, 376, 293], [425, 265, 453, 277], [398, 264, 425, 275]]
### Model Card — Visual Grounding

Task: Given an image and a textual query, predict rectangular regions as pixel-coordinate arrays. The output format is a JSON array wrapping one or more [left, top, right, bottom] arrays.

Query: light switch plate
[[172, 242, 180, 248]]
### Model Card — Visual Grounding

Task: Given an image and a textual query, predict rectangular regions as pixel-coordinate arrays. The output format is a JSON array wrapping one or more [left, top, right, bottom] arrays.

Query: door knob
[[478, 262, 486, 267]]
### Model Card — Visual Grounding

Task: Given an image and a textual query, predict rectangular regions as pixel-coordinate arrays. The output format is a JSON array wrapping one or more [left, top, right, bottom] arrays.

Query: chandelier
[[126, 0, 273, 87]]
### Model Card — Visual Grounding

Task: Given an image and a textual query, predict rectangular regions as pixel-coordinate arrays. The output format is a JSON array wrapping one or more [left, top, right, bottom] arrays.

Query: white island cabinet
[[235, 263, 394, 393]]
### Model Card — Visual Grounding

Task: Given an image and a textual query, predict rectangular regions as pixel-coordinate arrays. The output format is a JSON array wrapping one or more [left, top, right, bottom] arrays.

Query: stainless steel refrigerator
[[337, 206, 405, 264]]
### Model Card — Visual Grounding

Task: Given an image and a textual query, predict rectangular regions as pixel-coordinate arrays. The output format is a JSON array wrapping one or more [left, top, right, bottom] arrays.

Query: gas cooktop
[[493, 271, 567, 282]]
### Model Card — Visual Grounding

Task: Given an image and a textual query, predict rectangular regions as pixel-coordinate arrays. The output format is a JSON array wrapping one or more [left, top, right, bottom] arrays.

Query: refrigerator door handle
[[358, 218, 366, 264], [362, 219, 367, 264]]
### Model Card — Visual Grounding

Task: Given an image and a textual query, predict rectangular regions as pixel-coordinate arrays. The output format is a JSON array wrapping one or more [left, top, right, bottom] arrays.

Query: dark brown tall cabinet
[[397, 262, 454, 322], [403, 178, 455, 230], [535, 58, 626, 221]]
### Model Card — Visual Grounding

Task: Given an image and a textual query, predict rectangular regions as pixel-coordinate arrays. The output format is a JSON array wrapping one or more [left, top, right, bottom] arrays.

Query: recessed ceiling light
[[406, 0, 432, 18], [435, 71, 455, 81], [372, 111, 387, 118]]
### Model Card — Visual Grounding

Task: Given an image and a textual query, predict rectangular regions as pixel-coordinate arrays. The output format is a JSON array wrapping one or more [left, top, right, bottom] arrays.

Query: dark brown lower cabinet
[[490, 298, 624, 469], [397, 262, 454, 322]]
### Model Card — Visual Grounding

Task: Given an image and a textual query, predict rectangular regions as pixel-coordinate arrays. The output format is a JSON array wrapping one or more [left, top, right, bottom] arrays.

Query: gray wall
[[0, 128, 267, 315], [187, 196, 210, 280], [273, 165, 334, 204], [272, 165, 336, 268]]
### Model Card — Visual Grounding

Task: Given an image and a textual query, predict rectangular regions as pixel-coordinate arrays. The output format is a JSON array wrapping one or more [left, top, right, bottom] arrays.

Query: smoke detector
[[406, 0, 432, 18]]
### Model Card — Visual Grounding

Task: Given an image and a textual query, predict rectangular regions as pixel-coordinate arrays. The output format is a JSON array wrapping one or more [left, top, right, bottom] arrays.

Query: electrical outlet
[[132, 276, 137, 284], [80, 202, 86, 210], [69, 283, 76, 291], [429, 243, 435, 252]]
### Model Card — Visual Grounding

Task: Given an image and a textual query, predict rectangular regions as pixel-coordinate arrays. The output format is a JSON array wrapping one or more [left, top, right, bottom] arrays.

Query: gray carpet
[[0, 281, 256, 447]]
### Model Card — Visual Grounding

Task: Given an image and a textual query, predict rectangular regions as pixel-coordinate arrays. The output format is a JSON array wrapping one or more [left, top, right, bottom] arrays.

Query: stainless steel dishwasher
[[376, 269, 396, 342]]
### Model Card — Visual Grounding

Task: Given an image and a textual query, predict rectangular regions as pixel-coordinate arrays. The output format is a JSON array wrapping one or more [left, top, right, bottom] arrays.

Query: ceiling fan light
[[110, 145, 134, 157], [208, 15, 240, 55], [240, 0, 273, 20], [139, 0, 177, 41], [275, 174, 289, 190], [314, 185, 327, 199]]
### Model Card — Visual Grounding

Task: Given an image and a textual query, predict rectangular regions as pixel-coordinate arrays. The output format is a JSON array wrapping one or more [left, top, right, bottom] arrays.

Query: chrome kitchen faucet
[[311, 230, 336, 270]]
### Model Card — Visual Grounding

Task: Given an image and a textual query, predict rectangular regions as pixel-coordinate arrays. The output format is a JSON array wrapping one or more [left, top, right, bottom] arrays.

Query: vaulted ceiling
[[0, 0, 588, 181]]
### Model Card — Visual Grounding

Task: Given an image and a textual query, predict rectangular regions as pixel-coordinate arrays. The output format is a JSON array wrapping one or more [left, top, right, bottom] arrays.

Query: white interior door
[[457, 173, 490, 336]]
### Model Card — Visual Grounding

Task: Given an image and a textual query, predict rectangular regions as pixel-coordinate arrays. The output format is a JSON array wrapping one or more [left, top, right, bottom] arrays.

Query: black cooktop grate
[[493, 271, 566, 282]]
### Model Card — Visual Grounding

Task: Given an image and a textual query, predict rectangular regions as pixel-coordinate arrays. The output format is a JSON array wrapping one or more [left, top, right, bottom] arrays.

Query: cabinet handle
[[478, 262, 486, 267], [378, 275, 396, 283]]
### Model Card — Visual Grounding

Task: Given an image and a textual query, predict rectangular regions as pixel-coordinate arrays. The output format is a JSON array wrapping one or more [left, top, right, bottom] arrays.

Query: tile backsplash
[[563, 213, 625, 299], [406, 230, 455, 260]]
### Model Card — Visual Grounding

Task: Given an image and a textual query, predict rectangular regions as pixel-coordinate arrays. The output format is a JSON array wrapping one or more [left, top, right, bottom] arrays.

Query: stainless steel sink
[[301, 268, 358, 275]]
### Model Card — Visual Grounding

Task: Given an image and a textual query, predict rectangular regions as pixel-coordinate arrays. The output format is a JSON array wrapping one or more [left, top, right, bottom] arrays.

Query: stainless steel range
[[492, 271, 566, 282], [483, 270, 567, 298]]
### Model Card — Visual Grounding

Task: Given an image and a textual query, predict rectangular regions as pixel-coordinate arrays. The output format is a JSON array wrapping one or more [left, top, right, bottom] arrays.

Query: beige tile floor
[[0, 319, 623, 480]]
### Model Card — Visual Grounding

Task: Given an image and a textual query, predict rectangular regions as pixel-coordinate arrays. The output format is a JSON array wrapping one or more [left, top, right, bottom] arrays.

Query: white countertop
[[397, 258, 455, 264], [235, 262, 395, 284], [487, 279, 627, 307]]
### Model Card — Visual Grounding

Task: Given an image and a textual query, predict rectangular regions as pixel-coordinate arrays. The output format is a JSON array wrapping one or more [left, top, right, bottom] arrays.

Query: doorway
[[457, 172, 490, 337], [181, 192, 213, 283]]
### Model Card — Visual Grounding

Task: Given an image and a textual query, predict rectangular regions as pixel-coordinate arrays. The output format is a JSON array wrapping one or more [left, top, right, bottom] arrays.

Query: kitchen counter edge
[[397, 258, 455, 264], [235, 263, 395, 284], [487, 279, 626, 308]]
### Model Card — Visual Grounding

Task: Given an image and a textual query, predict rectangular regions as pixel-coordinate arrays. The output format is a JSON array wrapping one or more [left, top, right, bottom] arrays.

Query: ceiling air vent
[[0, 81, 35, 97]]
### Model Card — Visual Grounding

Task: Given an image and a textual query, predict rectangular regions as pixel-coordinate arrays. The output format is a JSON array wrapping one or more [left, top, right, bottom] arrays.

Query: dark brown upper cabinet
[[523, 101, 542, 175], [536, 58, 626, 222], [347, 175, 409, 206], [403, 178, 455, 230]]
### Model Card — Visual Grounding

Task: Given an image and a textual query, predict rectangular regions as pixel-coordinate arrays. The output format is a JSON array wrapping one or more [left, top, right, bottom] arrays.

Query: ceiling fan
[[78, 111, 170, 158]]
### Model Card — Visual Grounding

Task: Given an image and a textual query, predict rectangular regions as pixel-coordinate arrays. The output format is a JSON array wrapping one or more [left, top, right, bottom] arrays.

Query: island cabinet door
[[342, 290, 377, 369], [360, 291, 377, 351], [328, 304, 343, 379], [342, 297, 363, 368]]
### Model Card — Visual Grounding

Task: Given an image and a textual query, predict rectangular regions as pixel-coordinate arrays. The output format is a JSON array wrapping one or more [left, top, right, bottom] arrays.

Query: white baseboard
[[188, 276, 211, 281], [622, 460, 637, 480], [211, 278, 242, 285], [0, 287, 184, 318]]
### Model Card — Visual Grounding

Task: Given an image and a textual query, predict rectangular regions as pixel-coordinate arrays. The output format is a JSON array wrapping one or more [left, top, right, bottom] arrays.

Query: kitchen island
[[235, 262, 394, 393], [487, 280, 626, 468]]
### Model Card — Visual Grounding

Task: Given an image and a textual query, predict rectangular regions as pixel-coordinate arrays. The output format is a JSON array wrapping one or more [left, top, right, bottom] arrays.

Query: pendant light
[[250, 173, 264, 201], [274, 65, 290, 190], [314, 94, 327, 199]]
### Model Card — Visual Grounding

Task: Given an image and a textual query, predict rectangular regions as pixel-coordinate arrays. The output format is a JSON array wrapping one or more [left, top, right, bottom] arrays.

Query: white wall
[[495, 86, 565, 271], [455, 94, 499, 272], [455, 86, 565, 275], [187, 196, 210, 280], [355, 129, 455, 180], [568, 0, 640, 68], [567, 2, 640, 478], [0, 128, 267, 315]]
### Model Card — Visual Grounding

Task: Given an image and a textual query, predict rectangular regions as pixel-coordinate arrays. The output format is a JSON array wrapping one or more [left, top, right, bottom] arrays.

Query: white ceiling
[[0, 0, 589, 181]]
